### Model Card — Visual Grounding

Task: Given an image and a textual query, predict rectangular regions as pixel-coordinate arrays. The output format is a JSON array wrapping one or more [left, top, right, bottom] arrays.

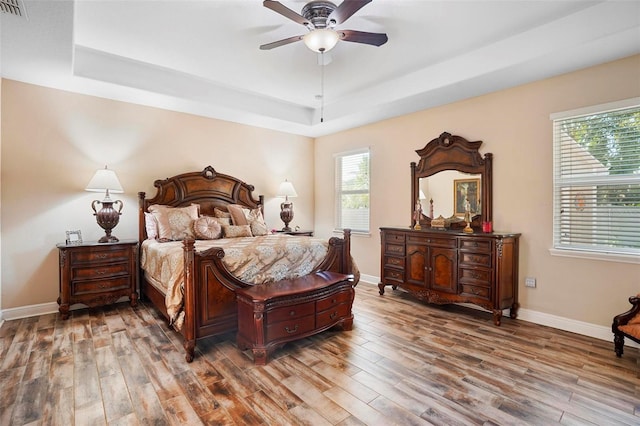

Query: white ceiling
[[2, 0, 639, 137]]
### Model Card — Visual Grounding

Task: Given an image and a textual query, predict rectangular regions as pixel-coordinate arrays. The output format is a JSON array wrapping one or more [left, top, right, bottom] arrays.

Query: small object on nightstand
[[56, 239, 138, 319], [275, 229, 314, 237]]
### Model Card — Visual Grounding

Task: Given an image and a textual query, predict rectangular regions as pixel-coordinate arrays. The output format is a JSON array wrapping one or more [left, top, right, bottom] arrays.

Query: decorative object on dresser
[[379, 132, 520, 326], [236, 271, 355, 365], [57, 240, 138, 319], [277, 179, 298, 232], [85, 165, 124, 243]]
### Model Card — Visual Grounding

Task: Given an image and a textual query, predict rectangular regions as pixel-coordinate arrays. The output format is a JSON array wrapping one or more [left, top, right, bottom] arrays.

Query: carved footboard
[[179, 229, 353, 362]]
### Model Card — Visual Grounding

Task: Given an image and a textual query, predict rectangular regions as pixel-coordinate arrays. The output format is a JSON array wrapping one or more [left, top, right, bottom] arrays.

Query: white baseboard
[[2, 302, 59, 321], [359, 276, 639, 349], [3, 279, 638, 350]]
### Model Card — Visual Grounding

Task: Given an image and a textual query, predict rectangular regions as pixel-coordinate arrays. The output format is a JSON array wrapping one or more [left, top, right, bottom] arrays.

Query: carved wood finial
[[202, 165, 217, 179]]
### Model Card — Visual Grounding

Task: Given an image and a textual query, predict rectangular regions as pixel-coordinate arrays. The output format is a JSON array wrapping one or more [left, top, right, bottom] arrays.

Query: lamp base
[[280, 200, 294, 233], [98, 234, 119, 243]]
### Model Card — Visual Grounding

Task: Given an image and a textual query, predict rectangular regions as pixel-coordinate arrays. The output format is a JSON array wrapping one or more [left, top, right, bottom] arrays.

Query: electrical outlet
[[525, 277, 536, 288]]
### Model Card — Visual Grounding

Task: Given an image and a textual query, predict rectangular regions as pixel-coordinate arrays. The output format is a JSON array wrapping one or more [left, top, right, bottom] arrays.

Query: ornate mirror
[[411, 132, 492, 230]]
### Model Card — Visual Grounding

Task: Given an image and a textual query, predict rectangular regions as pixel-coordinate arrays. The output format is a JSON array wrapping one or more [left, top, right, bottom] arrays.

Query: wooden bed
[[138, 166, 354, 361]]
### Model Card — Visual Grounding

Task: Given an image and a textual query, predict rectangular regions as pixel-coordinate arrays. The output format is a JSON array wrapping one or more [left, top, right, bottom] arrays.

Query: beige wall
[[314, 55, 640, 328], [1, 80, 314, 310]]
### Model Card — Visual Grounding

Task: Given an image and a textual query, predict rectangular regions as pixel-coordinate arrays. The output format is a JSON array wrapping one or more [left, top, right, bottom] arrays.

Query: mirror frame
[[411, 132, 493, 230]]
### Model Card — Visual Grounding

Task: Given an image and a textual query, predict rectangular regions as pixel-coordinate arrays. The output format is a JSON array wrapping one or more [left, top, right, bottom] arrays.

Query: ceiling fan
[[260, 0, 388, 53]]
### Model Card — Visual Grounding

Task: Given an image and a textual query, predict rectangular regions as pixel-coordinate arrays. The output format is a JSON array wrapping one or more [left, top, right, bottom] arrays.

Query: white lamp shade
[[419, 190, 426, 200], [277, 180, 298, 198], [303, 29, 340, 53], [85, 167, 124, 193]]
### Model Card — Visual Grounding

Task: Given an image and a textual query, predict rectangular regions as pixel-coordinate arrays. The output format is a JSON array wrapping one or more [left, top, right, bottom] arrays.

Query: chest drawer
[[266, 315, 315, 341], [316, 290, 352, 312], [460, 284, 491, 300], [384, 267, 404, 282], [267, 301, 315, 323], [316, 303, 352, 329], [70, 247, 131, 265], [71, 262, 130, 281]]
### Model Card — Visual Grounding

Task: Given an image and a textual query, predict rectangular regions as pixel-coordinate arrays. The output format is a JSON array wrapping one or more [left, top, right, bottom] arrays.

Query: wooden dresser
[[57, 240, 138, 319], [379, 227, 520, 325]]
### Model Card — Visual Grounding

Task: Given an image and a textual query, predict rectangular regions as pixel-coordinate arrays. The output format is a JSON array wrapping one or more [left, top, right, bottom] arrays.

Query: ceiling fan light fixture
[[303, 28, 339, 52]]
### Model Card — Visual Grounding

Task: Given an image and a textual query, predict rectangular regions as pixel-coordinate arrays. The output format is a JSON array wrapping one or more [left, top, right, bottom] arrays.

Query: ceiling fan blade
[[263, 1, 310, 27], [259, 34, 304, 50], [328, 0, 372, 26], [339, 29, 388, 47]]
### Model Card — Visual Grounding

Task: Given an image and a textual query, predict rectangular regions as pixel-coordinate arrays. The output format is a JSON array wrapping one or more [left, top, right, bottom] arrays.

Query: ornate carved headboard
[[138, 166, 264, 242]]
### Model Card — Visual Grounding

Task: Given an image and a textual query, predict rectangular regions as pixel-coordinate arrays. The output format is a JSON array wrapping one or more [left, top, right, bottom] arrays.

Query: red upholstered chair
[[612, 294, 640, 357]]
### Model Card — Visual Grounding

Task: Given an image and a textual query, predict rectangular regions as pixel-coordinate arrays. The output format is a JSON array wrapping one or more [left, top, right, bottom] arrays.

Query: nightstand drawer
[[71, 262, 130, 280], [72, 276, 131, 296], [70, 247, 131, 264], [267, 301, 315, 323], [266, 315, 315, 341]]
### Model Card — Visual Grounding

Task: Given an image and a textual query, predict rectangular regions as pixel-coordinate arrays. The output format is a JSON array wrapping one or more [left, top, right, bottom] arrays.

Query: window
[[551, 98, 640, 261], [335, 149, 370, 233]]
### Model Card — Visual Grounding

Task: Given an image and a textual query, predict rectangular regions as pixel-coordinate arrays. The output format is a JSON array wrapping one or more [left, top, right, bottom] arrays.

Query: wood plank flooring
[[1, 283, 638, 425]]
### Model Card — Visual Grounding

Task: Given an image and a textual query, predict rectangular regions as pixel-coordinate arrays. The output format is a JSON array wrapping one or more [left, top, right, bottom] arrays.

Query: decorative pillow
[[214, 208, 231, 219], [222, 224, 252, 238], [149, 204, 199, 240], [212, 217, 231, 226], [193, 216, 222, 240], [227, 204, 249, 226], [144, 212, 158, 240], [247, 208, 268, 236]]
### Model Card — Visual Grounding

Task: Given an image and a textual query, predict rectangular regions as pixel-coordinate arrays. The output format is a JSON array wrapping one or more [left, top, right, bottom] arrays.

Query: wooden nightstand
[[56, 239, 138, 319], [274, 230, 314, 237]]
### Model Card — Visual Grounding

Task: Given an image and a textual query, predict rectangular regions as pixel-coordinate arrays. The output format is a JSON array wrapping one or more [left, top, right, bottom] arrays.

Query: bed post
[[343, 229, 352, 275], [138, 192, 146, 243], [182, 238, 196, 362]]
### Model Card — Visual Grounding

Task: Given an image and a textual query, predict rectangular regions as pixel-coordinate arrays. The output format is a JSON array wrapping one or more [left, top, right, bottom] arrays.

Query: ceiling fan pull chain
[[320, 51, 325, 123]]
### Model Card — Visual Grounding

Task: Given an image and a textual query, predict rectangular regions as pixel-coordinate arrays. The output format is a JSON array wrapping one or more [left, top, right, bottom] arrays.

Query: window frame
[[550, 97, 640, 264], [334, 148, 371, 234]]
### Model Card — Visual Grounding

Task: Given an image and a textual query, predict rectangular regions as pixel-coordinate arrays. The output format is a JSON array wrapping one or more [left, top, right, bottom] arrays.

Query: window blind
[[552, 103, 640, 255], [335, 149, 370, 232]]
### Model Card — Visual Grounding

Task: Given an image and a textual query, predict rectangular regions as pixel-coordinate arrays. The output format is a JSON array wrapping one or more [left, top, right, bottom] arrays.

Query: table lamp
[[85, 166, 124, 243]]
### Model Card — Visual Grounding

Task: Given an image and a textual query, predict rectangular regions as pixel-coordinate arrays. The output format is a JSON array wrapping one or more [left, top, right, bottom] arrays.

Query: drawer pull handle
[[96, 269, 107, 275], [285, 325, 298, 334], [329, 312, 337, 320], [331, 299, 337, 304], [289, 310, 296, 316], [96, 254, 108, 259]]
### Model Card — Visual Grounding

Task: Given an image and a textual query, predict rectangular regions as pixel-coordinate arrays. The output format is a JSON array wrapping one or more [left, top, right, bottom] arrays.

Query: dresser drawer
[[266, 315, 315, 341], [385, 243, 405, 256], [71, 262, 130, 281], [316, 291, 352, 312], [384, 255, 404, 269], [267, 301, 315, 323], [384, 232, 405, 243], [70, 247, 131, 264], [459, 267, 492, 286], [458, 239, 492, 253], [316, 303, 351, 329], [460, 284, 491, 300], [384, 267, 404, 282], [72, 276, 131, 296], [407, 235, 456, 248], [459, 251, 492, 267]]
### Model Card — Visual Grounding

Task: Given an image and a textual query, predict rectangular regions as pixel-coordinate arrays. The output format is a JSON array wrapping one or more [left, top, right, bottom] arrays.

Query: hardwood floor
[[1, 283, 638, 425]]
